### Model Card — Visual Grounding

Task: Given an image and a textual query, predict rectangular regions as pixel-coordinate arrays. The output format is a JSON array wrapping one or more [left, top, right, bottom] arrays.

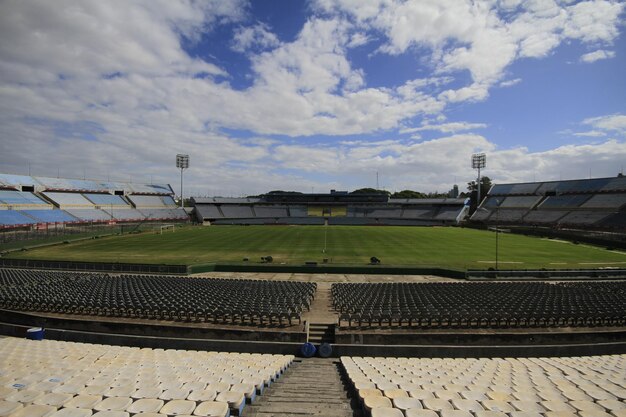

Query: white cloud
[[583, 114, 626, 133], [499, 78, 522, 87], [400, 122, 487, 134], [315, 0, 624, 91], [231, 23, 280, 53], [573, 130, 607, 137], [580, 49, 616, 63], [0, 1, 625, 197]]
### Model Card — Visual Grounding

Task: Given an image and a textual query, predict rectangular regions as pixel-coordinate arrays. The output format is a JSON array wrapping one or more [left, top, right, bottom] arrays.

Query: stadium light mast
[[176, 154, 189, 209], [472, 153, 486, 205]]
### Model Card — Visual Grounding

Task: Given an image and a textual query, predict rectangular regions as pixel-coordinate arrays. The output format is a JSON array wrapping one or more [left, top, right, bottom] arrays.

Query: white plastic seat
[[33, 392, 73, 407], [363, 395, 392, 411], [6, 388, 45, 403], [105, 386, 135, 398], [81, 385, 109, 396], [370, 407, 404, 417], [408, 389, 435, 400], [0, 399, 23, 416], [8, 404, 57, 417], [49, 408, 94, 417], [94, 396, 133, 411], [206, 383, 230, 394], [421, 398, 453, 411], [159, 388, 190, 400], [382, 388, 407, 400], [64, 394, 102, 409], [358, 388, 382, 401], [439, 411, 472, 417], [540, 401, 577, 413], [392, 397, 422, 411], [187, 389, 217, 402], [473, 412, 508, 417], [193, 401, 229, 417], [91, 411, 130, 417], [405, 410, 438, 417], [159, 399, 196, 415], [510, 400, 545, 413], [0, 387, 15, 400], [451, 398, 484, 412], [127, 398, 164, 414], [131, 386, 162, 399]]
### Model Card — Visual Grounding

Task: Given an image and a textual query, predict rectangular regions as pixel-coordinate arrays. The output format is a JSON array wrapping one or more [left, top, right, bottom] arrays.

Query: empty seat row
[[0, 268, 316, 327], [333, 281, 626, 329], [342, 355, 626, 417], [1, 337, 294, 417]]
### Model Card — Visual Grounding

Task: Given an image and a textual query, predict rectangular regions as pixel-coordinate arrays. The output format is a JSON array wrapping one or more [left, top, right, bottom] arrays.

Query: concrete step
[[242, 359, 361, 417]]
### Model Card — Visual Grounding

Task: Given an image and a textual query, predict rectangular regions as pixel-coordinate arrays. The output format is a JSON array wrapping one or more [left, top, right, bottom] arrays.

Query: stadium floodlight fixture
[[471, 153, 486, 204], [176, 154, 189, 209]]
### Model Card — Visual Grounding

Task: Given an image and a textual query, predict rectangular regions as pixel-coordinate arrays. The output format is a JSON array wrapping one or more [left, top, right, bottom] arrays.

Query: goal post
[[159, 224, 175, 234]]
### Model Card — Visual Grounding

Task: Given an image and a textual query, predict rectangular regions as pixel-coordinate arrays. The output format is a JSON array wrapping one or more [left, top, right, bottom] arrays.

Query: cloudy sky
[[1, 0, 625, 197]]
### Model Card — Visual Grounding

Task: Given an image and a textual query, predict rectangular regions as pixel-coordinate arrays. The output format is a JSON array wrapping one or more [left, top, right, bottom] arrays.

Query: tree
[[350, 188, 390, 195], [390, 190, 427, 199], [467, 176, 493, 204]]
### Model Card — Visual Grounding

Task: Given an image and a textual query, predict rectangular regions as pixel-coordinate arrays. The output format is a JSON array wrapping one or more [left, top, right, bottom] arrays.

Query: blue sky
[[0, 0, 625, 197]]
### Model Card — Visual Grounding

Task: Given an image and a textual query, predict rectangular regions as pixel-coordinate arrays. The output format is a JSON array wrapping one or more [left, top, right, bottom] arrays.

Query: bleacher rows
[[0, 190, 186, 227], [342, 355, 626, 417], [0, 337, 293, 417], [472, 176, 626, 229], [196, 203, 464, 223], [332, 282, 626, 329], [0, 269, 316, 326]]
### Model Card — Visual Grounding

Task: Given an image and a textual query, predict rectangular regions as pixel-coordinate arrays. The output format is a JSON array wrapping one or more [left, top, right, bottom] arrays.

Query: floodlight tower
[[472, 153, 486, 205], [176, 154, 189, 209]]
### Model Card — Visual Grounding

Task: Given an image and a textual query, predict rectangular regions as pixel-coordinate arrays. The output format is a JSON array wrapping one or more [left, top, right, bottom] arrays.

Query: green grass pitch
[[6, 225, 626, 270]]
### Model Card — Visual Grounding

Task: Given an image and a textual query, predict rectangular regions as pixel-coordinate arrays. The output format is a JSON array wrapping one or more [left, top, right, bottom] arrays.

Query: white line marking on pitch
[[477, 261, 524, 264], [578, 261, 626, 265]]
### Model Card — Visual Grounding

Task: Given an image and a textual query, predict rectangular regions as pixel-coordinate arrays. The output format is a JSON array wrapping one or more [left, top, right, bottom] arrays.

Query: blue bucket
[[300, 342, 316, 358], [318, 342, 333, 358], [26, 327, 45, 341]]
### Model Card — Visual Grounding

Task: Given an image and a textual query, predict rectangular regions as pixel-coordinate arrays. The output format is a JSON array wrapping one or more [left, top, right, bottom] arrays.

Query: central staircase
[[243, 358, 361, 417]]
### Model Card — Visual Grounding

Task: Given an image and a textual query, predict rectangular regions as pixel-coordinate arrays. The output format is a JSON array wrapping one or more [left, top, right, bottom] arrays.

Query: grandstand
[[0, 173, 188, 229], [193, 192, 468, 226], [1, 175, 626, 417], [471, 175, 626, 231]]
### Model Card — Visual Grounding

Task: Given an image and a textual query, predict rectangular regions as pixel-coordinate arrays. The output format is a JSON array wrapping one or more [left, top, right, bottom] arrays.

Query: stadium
[[0, 169, 625, 417], [1, 1, 626, 417]]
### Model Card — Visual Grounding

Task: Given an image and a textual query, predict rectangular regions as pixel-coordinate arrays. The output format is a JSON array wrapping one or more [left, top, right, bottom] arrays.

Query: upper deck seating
[[540, 194, 592, 208], [499, 196, 542, 208], [128, 195, 173, 207], [43, 192, 94, 207], [139, 208, 188, 220], [0, 190, 48, 206], [102, 208, 146, 221], [84, 193, 130, 207], [580, 193, 626, 209]]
